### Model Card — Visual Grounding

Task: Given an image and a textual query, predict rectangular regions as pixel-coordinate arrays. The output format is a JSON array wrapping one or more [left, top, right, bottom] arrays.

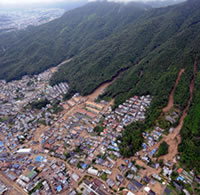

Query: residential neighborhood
[[0, 8, 65, 33], [0, 64, 198, 195]]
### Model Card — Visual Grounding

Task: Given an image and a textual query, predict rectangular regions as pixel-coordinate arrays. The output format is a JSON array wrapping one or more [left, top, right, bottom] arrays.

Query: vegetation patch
[[178, 72, 200, 173], [119, 122, 145, 157], [30, 99, 50, 110], [156, 141, 169, 157], [93, 125, 104, 135], [100, 172, 108, 181]]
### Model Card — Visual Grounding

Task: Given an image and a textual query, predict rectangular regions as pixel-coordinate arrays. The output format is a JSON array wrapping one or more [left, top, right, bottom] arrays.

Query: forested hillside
[[0, 1, 150, 81], [178, 61, 200, 173]]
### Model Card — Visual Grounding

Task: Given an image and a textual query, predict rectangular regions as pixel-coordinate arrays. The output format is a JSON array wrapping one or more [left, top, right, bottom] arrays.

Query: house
[[142, 176, 150, 183], [132, 179, 143, 189], [163, 166, 172, 177], [131, 165, 137, 173], [127, 174, 134, 180], [106, 178, 115, 187], [87, 167, 98, 176], [183, 189, 190, 195], [71, 173, 79, 182], [164, 187, 171, 195], [86, 101, 104, 111], [119, 164, 127, 172], [7, 173, 17, 181], [173, 181, 183, 192], [96, 188, 107, 195], [27, 170, 38, 180], [152, 174, 161, 181], [116, 174, 123, 183], [68, 190, 76, 195], [195, 177, 200, 185], [127, 192, 135, 195], [128, 183, 137, 192], [177, 168, 183, 174], [148, 190, 156, 195], [0, 181, 7, 195], [93, 179, 103, 187], [56, 185, 62, 193], [16, 148, 32, 154], [84, 180, 92, 186]]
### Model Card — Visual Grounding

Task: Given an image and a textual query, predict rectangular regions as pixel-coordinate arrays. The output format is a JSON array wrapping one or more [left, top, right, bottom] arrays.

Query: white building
[[87, 167, 98, 176], [17, 148, 32, 154]]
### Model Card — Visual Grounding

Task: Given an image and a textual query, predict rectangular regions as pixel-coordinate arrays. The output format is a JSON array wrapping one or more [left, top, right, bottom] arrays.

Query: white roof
[[88, 167, 98, 175], [17, 148, 32, 153], [144, 186, 151, 192], [127, 192, 135, 195]]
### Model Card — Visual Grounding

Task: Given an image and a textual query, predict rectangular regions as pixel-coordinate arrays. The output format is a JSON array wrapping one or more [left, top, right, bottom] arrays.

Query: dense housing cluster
[[0, 64, 199, 195]]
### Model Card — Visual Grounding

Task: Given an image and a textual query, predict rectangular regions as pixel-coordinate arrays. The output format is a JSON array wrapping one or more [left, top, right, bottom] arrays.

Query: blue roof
[[17, 158, 23, 162], [35, 155, 43, 162], [108, 145, 119, 151], [41, 140, 46, 144], [142, 143, 147, 149], [128, 162, 132, 168], [177, 176, 184, 181], [81, 163, 88, 169], [56, 185, 62, 192], [151, 148, 157, 155], [13, 164, 20, 169]]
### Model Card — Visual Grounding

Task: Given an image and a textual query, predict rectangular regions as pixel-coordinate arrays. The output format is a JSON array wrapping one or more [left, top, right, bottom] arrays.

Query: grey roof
[[96, 188, 107, 195], [128, 183, 137, 192], [142, 176, 150, 183], [106, 178, 115, 187], [132, 179, 143, 189], [84, 179, 92, 186], [148, 190, 156, 195], [173, 181, 183, 192], [164, 187, 171, 195]]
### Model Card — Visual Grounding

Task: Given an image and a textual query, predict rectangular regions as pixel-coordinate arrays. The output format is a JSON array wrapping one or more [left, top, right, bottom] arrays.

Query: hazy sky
[[0, 0, 169, 5], [0, 0, 66, 4]]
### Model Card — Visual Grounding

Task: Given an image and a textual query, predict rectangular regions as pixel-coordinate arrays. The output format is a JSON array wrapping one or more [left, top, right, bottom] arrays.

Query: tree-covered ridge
[[50, 0, 200, 103], [0, 1, 150, 82], [178, 69, 200, 173]]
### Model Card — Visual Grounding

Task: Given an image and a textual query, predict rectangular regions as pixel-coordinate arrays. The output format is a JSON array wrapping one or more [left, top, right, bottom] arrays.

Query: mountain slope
[[0, 1, 149, 81], [51, 0, 200, 101]]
